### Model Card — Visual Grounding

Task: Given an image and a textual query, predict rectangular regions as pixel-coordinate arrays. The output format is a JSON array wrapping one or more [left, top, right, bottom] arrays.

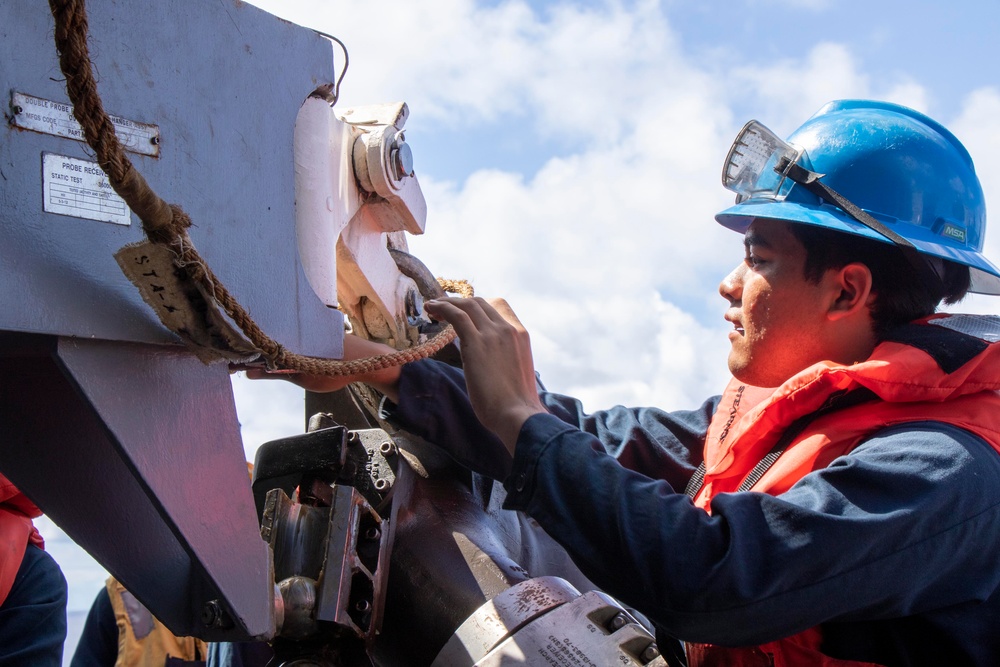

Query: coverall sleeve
[[392, 359, 717, 490], [501, 412, 1000, 646], [539, 389, 716, 492]]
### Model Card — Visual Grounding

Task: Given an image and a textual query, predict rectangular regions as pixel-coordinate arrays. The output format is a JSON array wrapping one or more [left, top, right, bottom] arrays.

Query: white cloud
[[250, 0, 701, 145], [231, 373, 309, 460], [944, 86, 1000, 315], [235, 0, 994, 420], [725, 42, 929, 134], [528, 290, 731, 411], [228, 0, 748, 435], [407, 130, 740, 409]]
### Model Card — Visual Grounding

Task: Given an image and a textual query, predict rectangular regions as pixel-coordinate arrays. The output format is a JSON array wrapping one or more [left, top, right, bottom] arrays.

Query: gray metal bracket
[[0, 334, 273, 640]]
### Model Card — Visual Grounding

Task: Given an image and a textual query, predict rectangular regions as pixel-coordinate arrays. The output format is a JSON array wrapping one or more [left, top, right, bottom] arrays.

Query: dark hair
[[789, 223, 971, 337]]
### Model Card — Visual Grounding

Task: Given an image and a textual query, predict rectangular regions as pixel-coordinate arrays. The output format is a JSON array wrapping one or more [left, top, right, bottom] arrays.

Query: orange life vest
[[686, 314, 1000, 667], [106, 576, 207, 667]]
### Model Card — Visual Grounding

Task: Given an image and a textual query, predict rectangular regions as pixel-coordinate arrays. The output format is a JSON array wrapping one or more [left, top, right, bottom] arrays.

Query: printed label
[[940, 223, 967, 244], [12, 92, 160, 157], [42, 153, 131, 226]]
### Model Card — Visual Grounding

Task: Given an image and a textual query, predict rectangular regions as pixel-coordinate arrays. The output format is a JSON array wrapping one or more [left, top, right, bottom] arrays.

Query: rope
[[47, 0, 469, 376]]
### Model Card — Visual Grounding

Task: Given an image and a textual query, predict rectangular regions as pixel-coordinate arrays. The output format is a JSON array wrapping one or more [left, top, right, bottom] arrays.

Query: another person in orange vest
[[70, 576, 208, 667], [253, 101, 1000, 666]]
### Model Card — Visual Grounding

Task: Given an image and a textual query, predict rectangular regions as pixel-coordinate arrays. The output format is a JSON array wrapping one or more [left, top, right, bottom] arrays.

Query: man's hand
[[424, 296, 546, 454], [239, 335, 403, 402]]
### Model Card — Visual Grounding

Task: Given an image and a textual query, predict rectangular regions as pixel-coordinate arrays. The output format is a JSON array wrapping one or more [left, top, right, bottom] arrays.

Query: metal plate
[[0, 0, 343, 356], [42, 153, 131, 225], [12, 91, 160, 157]]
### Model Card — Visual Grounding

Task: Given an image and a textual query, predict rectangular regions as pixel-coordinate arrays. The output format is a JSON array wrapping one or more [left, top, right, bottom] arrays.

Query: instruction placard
[[12, 92, 160, 157], [42, 153, 131, 226]]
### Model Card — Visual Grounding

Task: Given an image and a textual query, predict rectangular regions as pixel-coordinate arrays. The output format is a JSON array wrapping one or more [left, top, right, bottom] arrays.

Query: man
[[261, 101, 1000, 665], [0, 474, 67, 665], [70, 576, 209, 667]]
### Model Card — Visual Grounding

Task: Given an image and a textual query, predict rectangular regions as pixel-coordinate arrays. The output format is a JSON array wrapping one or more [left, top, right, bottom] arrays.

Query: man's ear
[[827, 262, 874, 320]]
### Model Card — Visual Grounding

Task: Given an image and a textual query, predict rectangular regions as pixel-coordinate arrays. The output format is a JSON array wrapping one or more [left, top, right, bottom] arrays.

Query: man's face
[[719, 219, 835, 387]]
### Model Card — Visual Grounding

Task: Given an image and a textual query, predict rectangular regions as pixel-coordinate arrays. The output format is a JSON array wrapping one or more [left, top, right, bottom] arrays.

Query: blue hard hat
[[715, 100, 1000, 295]]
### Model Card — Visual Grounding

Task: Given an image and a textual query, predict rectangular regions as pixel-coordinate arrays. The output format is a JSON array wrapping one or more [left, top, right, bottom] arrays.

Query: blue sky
[[49, 0, 1000, 659], [666, 0, 1000, 120], [414, 0, 1000, 181]]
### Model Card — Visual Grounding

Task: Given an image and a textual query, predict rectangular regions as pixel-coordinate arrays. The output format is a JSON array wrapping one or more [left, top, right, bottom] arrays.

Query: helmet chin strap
[[776, 157, 947, 291]]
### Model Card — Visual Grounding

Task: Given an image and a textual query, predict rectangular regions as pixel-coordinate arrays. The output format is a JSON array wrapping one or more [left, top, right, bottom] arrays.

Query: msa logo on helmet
[[941, 223, 967, 244]]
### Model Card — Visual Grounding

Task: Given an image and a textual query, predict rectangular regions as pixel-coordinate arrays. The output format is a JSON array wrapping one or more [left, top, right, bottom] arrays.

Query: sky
[[47, 0, 1000, 659]]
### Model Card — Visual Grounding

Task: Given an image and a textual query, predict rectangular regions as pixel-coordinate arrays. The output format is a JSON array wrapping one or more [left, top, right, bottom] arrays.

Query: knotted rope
[[48, 0, 468, 376]]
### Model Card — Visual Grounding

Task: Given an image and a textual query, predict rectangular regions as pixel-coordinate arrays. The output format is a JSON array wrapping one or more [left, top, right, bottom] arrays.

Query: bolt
[[201, 600, 222, 627], [354, 599, 371, 613], [641, 644, 660, 663], [374, 478, 391, 492], [364, 526, 381, 541], [389, 140, 413, 180], [307, 412, 337, 433], [379, 441, 396, 456], [13, 105, 23, 115], [608, 612, 628, 631], [150, 135, 159, 145]]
